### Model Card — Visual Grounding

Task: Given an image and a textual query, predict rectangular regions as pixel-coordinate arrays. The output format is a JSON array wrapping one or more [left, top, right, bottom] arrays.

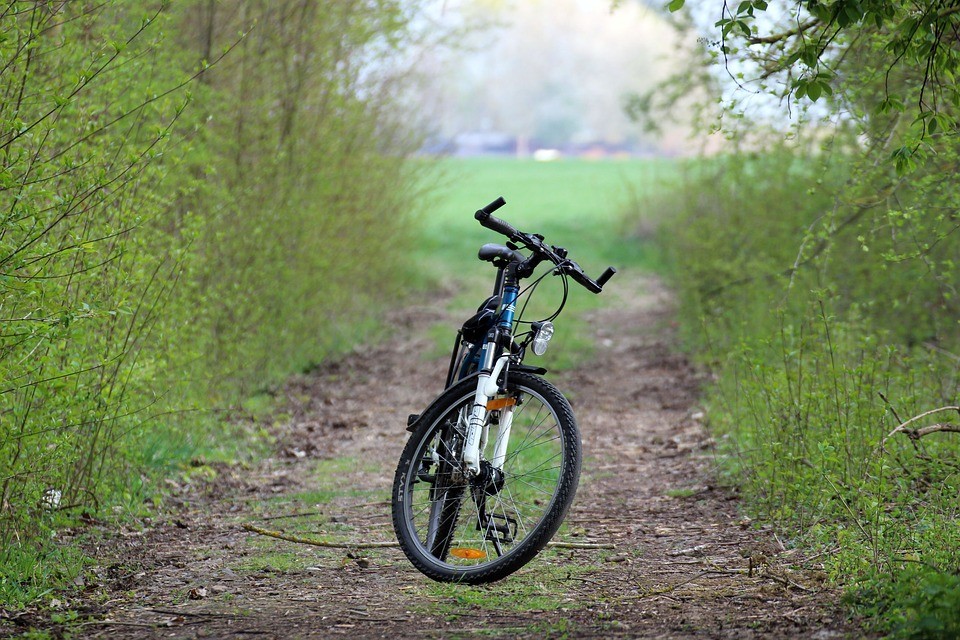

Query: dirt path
[[8, 276, 862, 639]]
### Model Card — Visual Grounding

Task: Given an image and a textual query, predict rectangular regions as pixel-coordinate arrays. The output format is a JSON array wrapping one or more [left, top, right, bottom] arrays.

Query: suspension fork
[[461, 281, 519, 475], [461, 350, 508, 474], [490, 404, 515, 470]]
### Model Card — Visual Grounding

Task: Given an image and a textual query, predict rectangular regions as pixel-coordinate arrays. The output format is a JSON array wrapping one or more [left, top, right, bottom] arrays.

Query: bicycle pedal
[[481, 513, 518, 544], [416, 469, 435, 483]]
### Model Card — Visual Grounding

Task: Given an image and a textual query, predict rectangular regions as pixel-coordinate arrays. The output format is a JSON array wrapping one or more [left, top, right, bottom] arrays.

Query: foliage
[[634, 1, 960, 632], [650, 141, 960, 635], [0, 0, 196, 574], [666, 0, 960, 148], [891, 567, 960, 639], [173, 0, 427, 393], [0, 0, 424, 606]]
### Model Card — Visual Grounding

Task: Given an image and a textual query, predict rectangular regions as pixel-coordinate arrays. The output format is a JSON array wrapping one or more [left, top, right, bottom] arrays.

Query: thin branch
[[747, 18, 820, 45], [242, 523, 616, 550], [906, 423, 960, 440], [242, 523, 399, 548], [549, 541, 617, 550], [881, 406, 960, 447]]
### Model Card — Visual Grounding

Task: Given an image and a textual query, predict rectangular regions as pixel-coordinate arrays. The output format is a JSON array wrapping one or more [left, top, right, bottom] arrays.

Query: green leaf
[[878, 94, 905, 114], [843, 2, 863, 26], [891, 145, 915, 175], [667, 0, 685, 12], [800, 46, 819, 67]]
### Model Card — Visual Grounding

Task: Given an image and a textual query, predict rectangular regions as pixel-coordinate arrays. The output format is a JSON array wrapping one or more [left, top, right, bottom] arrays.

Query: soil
[[2, 275, 867, 639]]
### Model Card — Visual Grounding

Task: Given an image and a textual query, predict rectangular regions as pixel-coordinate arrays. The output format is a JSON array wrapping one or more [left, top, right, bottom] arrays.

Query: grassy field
[[412, 157, 675, 369], [417, 157, 672, 270]]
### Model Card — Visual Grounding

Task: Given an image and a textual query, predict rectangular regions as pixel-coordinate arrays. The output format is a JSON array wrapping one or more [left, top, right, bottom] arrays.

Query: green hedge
[[653, 143, 960, 636], [0, 0, 422, 605]]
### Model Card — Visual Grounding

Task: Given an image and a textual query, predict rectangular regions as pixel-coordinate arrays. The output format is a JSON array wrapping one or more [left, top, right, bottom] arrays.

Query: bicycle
[[391, 197, 616, 584]]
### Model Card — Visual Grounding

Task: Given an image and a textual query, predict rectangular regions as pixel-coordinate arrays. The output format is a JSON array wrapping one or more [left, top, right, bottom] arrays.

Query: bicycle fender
[[514, 364, 548, 375], [405, 365, 549, 433]]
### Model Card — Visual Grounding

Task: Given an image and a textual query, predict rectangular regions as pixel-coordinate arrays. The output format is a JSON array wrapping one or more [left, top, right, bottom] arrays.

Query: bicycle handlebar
[[475, 197, 518, 239], [473, 196, 616, 294]]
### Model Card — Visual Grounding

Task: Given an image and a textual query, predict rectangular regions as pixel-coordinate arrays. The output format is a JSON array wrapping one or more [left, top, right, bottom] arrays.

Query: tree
[[667, 0, 960, 161]]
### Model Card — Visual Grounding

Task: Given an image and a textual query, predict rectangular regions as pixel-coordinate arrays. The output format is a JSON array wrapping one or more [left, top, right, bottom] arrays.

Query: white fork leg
[[462, 402, 487, 475], [462, 355, 509, 474], [491, 406, 514, 470]]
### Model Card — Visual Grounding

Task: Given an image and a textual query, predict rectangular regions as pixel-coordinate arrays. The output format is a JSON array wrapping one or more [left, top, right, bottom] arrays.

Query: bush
[[651, 141, 960, 634], [0, 0, 425, 605]]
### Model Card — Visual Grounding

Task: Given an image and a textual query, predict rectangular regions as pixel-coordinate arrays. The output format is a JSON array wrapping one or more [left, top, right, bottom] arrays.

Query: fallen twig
[[548, 541, 616, 550], [242, 524, 399, 548], [76, 621, 158, 628], [243, 523, 615, 551], [261, 511, 325, 521], [147, 609, 235, 618]]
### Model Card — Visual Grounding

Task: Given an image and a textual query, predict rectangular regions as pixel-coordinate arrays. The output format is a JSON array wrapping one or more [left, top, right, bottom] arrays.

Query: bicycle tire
[[392, 371, 581, 584]]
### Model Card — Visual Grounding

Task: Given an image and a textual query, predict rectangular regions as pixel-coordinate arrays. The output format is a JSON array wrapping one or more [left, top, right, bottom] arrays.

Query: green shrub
[[650, 142, 960, 634], [0, 0, 424, 605]]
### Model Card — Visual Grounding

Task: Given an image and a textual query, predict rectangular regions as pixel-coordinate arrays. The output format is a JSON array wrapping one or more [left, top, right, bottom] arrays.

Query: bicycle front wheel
[[392, 371, 581, 584]]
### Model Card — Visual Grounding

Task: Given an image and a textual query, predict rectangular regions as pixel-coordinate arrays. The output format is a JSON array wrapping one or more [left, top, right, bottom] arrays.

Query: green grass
[[234, 548, 309, 574], [418, 157, 672, 272], [664, 487, 699, 499], [0, 542, 88, 610], [414, 157, 675, 370]]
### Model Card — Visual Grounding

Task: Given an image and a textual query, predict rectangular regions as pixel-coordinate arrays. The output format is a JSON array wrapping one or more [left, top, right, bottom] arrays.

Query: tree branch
[[881, 406, 960, 447], [242, 523, 616, 550], [747, 18, 820, 45], [242, 523, 399, 548]]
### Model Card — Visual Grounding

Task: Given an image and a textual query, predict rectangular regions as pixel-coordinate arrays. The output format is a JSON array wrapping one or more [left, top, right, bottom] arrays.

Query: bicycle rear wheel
[[392, 371, 580, 584]]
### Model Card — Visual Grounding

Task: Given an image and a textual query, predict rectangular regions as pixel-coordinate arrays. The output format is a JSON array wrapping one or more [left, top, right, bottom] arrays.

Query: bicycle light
[[531, 321, 554, 356]]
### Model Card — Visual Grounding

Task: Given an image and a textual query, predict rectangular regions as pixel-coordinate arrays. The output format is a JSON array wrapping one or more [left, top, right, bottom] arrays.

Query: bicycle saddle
[[478, 243, 525, 265]]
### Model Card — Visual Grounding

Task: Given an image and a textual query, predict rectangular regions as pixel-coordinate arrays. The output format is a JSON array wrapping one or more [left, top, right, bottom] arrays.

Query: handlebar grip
[[475, 197, 518, 238], [568, 269, 603, 294], [596, 267, 617, 288], [481, 197, 506, 215]]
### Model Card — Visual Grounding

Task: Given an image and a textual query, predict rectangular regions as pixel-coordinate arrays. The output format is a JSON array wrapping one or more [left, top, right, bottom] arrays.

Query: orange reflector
[[449, 547, 487, 560], [486, 397, 517, 411]]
